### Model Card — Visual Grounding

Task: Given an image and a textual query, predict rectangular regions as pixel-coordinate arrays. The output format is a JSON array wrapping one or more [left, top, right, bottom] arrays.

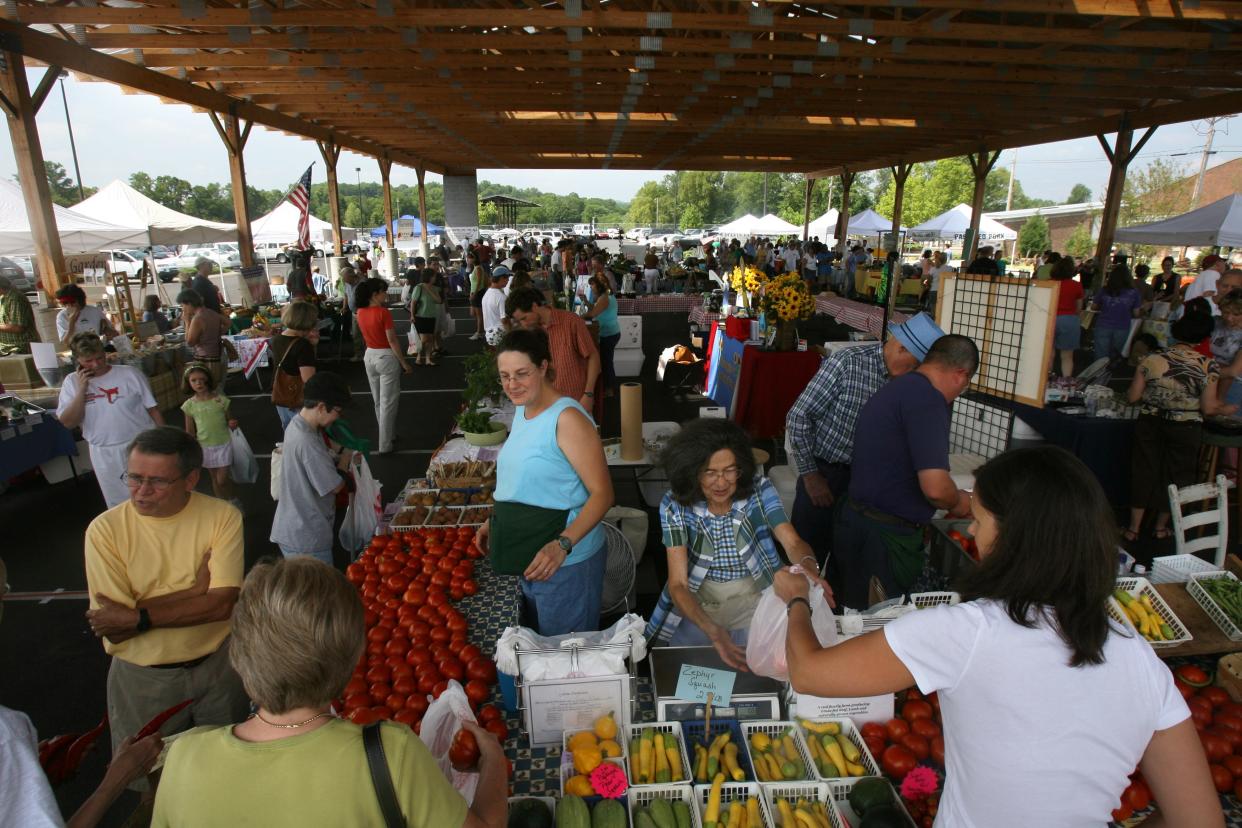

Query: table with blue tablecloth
[[0, 413, 77, 481]]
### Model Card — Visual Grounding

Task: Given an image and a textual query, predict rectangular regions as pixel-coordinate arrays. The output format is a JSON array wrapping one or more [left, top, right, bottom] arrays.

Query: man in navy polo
[[831, 334, 979, 609]]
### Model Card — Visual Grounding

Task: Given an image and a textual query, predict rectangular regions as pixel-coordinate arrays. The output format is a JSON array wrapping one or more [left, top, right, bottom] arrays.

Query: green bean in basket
[[1201, 578, 1242, 628]]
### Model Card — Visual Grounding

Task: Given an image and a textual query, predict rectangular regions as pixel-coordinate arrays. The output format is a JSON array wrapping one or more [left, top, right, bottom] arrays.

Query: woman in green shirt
[[409, 268, 444, 366]]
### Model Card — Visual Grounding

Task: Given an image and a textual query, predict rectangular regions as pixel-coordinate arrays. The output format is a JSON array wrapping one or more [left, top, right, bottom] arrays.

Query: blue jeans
[[276, 406, 298, 430], [1094, 325, 1130, 364], [279, 545, 334, 567], [520, 547, 606, 635], [666, 617, 748, 647]]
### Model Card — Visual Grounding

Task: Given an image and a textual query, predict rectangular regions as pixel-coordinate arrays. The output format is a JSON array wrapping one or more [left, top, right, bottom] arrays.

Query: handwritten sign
[[675, 664, 735, 707]]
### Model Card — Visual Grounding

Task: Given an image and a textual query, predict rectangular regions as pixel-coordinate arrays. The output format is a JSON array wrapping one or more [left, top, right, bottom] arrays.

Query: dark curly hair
[[661, 418, 757, 506]]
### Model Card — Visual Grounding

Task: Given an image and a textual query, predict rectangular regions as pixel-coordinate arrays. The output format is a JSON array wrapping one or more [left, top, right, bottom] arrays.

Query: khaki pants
[[107, 637, 249, 789], [363, 348, 401, 453]]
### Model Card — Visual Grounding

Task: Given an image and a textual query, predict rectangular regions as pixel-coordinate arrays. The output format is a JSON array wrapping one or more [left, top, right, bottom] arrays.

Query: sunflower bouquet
[[729, 264, 768, 310], [760, 273, 816, 322]]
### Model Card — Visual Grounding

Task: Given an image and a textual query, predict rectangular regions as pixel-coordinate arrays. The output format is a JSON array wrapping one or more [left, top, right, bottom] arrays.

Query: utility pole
[[1190, 116, 1221, 211], [1006, 152, 1016, 211], [762, 173, 768, 215]]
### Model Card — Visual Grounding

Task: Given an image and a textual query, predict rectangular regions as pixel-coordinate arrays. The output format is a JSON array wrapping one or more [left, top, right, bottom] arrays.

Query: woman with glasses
[[472, 328, 613, 636], [644, 418, 823, 671], [55, 332, 163, 509], [55, 284, 117, 348]]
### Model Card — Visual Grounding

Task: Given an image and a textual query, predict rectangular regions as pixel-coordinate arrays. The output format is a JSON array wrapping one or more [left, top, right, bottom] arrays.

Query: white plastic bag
[[746, 568, 837, 681], [229, 427, 258, 484], [339, 453, 382, 552], [269, 444, 283, 500], [494, 613, 648, 681], [407, 330, 421, 356], [419, 680, 480, 802]]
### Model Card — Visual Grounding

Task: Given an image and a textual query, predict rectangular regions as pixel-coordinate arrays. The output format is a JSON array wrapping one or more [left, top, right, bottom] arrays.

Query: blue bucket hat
[[888, 312, 945, 362]]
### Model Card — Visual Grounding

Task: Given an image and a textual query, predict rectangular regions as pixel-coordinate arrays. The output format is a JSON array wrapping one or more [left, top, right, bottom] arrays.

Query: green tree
[[1066, 183, 1093, 204], [626, 180, 670, 226], [1119, 157, 1189, 260], [42, 161, 93, 206], [1016, 214, 1050, 256], [1064, 221, 1095, 258], [478, 201, 499, 225], [343, 201, 364, 229], [184, 183, 232, 221]]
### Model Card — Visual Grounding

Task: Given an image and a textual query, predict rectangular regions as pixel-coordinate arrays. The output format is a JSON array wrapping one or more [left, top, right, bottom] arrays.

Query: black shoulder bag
[[363, 722, 405, 828]]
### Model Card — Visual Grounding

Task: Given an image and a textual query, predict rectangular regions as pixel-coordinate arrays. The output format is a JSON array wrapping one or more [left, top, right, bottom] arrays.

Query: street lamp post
[[59, 72, 85, 203], [354, 167, 363, 233]]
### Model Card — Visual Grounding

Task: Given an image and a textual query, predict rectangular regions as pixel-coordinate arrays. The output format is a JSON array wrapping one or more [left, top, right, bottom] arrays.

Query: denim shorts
[[1054, 314, 1082, 350], [520, 547, 606, 636]]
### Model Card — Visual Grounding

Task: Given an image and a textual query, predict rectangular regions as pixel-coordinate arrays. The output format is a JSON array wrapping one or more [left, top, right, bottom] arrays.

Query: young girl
[[181, 362, 238, 502]]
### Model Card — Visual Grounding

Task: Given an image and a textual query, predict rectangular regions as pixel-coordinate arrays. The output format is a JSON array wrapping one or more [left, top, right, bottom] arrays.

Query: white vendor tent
[[715, 213, 761, 236], [251, 200, 334, 245], [0, 179, 145, 256], [750, 213, 801, 236], [807, 208, 839, 241], [71, 180, 236, 246], [847, 208, 904, 234], [1114, 194, 1242, 248], [908, 204, 1016, 242]]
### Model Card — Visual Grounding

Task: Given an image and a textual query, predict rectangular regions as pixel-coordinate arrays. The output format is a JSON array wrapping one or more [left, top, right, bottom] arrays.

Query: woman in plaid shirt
[[644, 419, 830, 670]]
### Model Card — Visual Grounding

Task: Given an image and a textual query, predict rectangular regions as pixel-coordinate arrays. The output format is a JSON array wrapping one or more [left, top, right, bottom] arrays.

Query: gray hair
[[127, 426, 203, 476], [194, 256, 214, 270]]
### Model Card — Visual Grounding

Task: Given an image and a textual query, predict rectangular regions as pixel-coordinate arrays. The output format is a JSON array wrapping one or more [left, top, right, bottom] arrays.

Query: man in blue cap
[[831, 333, 979, 609], [786, 312, 946, 572]]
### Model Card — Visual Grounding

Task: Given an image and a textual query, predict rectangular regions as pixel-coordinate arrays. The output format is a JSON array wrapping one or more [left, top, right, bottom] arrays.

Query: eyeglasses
[[700, 466, 741, 483], [120, 472, 184, 491], [499, 368, 537, 385]]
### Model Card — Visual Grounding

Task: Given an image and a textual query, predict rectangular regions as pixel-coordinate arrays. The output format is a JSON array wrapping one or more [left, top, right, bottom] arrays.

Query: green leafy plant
[[456, 350, 503, 434], [456, 400, 496, 434]]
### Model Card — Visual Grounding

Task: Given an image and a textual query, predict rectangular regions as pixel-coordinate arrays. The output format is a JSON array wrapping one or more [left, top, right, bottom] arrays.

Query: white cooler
[[614, 350, 645, 377]]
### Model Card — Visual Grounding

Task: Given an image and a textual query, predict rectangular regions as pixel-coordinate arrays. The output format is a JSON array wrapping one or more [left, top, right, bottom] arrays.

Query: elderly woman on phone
[[644, 419, 829, 671]]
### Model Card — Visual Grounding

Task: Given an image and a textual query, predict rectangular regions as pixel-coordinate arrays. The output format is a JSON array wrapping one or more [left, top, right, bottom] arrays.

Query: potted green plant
[[457, 351, 507, 446]]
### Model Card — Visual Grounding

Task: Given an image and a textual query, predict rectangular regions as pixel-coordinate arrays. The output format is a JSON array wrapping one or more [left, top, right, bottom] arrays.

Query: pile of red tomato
[[859, 690, 945, 827], [338, 526, 508, 743]]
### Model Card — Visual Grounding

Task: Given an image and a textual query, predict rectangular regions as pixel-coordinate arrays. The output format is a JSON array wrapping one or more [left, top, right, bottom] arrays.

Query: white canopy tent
[[848, 208, 904, 235], [750, 213, 801, 236], [908, 204, 1017, 242], [807, 208, 839, 241], [251, 200, 334, 245], [0, 179, 146, 256], [715, 213, 760, 236], [71, 180, 236, 247], [1114, 194, 1242, 248]]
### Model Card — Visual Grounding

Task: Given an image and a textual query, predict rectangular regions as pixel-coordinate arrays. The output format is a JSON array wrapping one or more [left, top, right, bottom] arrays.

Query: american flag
[[286, 164, 313, 250]]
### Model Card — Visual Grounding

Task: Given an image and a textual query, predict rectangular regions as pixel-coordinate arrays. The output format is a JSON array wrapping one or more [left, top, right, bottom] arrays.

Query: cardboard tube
[[620, 381, 643, 461]]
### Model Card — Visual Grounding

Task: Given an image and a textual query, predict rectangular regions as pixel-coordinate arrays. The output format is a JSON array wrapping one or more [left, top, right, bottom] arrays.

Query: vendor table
[[732, 346, 823, 440], [814, 295, 909, 337], [0, 413, 76, 481], [1147, 555, 1242, 659], [616, 294, 704, 314], [687, 306, 721, 327]]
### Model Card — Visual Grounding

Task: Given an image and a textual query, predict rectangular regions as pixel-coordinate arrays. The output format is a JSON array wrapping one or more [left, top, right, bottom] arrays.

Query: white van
[[572, 223, 595, 237]]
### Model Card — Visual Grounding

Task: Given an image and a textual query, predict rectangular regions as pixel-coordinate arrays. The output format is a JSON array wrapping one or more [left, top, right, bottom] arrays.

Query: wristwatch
[[786, 597, 811, 615], [136, 608, 153, 633], [556, 535, 573, 553]]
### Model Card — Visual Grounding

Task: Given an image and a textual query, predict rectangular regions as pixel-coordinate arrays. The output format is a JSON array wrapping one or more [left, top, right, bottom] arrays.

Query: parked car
[[625, 227, 652, 241], [254, 241, 290, 263], [172, 243, 241, 273], [0, 257, 34, 292]]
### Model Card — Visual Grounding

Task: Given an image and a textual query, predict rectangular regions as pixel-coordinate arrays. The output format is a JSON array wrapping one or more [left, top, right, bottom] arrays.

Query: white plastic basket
[[792, 719, 882, 782], [627, 722, 692, 787], [1151, 554, 1218, 584], [740, 721, 817, 784], [760, 782, 832, 828], [693, 782, 773, 828], [628, 784, 702, 828], [390, 505, 429, 531], [563, 729, 629, 763], [834, 592, 961, 639], [559, 755, 627, 798], [1110, 577, 1193, 649], [826, 777, 918, 828], [1188, 570, 1242, 642]]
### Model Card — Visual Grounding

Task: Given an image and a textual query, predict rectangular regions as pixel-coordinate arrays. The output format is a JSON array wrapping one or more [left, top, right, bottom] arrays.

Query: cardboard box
[[0, 354, 42, 389]]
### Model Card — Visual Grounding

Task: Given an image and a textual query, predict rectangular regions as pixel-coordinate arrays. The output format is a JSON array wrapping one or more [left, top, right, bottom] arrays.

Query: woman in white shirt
[[55, 284, 117, 347], [776, 446, 1221, 828]]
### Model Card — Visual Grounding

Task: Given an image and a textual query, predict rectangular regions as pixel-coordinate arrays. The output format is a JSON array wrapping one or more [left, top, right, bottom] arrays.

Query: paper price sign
[[675, 664, 735, 707]]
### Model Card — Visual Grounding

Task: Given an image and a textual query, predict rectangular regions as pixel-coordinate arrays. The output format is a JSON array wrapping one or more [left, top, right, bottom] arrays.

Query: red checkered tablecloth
[[814, 295, 909, 337], [616, 294, 704, 314], [688, 306, 721, 327]]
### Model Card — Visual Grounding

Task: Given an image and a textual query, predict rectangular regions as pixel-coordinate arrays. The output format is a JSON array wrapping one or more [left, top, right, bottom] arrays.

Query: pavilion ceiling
[[2, 0, 1241, 176]]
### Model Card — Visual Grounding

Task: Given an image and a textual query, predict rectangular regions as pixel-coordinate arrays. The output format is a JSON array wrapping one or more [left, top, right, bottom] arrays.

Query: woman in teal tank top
[[474, 328, 614, 635], [584, 274, 622, 395]]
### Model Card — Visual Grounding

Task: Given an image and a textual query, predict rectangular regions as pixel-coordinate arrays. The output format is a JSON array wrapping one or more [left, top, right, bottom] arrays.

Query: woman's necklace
[[251, 709, 335, 729]]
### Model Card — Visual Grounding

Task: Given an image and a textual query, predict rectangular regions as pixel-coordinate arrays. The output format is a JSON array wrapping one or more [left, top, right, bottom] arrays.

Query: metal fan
[[599, 521, 637, 616]]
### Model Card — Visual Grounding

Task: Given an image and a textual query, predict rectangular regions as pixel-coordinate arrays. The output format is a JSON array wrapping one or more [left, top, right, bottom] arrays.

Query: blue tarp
[[370, 214, 442, 237]]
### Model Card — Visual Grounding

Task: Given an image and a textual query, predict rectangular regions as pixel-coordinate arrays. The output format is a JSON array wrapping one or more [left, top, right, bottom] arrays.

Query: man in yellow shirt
[[84, 426, 249, 779]]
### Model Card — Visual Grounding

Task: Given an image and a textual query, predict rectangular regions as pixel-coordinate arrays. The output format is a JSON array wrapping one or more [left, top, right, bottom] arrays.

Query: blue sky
[[0, 70, 1237, 206]]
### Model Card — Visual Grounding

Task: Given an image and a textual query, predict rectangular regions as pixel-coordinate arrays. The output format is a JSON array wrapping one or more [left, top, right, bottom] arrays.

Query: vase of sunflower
[[728, 264, 767, 315], [760, 273, 816, 351]]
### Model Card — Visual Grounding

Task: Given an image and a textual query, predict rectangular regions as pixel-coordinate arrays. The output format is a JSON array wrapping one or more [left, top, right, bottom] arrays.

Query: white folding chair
[[1168, 475, 1230, 568]]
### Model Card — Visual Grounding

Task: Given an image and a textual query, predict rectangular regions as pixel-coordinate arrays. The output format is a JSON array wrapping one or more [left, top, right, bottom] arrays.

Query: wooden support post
[[834, 170, 855, 250], [209, 107, 254, 268], [1095, 116, 1157, 289], [883, 162, 914, 333], [416, 165, 428, 259], [378, 155, 394, 249], [0, 53, 66, 294], [801, 177, 815, 242], [317, 138, 343, 256], [965, 149, 1001, 264]]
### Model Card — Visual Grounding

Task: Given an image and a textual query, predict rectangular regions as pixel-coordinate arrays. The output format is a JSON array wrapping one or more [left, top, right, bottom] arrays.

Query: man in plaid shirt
[[786, 313, 945, 569], [0, 275, 38, 355]]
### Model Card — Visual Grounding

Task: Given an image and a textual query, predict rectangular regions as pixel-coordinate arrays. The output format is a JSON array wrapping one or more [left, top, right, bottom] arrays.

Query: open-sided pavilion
[[0, 1, 1238, 293]]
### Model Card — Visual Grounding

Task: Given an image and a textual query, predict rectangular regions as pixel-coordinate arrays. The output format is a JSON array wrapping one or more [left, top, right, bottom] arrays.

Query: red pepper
[[134, 699, 193, 740], [51, 715, 109, 785]]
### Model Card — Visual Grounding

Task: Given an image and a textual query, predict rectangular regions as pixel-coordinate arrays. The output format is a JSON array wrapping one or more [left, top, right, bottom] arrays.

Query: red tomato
[[930, 735, 945, 767], [1225, 756, 1242, 778], [1175, 680, 1196, 701], [1201, 732, 1232, 762], [439, 658, 466, 682], [433, 681, 449, 698], [1210, 763, 1234, 793], [1201, 686, 1231, 708], [1217, 715, 1242, 734], [349, 707, 378, 725], [462, 580, 478, 596], [860, 722, 886, 741], [881, 744, 917, 780], [1234, 778, 1242, 801], [1221, 702, 1242, 720], [406, 647, 432, 667], [344, 677, 368, 698], [1190, 697, 1214, 730], [478, 704, 503, 723], [884, 719, 910, 741], [447, 615, 468, 633], [467, 658, 498, 684], [390, 663, 414, 679], [386, 573, 410, 592], [365, 665, 391, 684], [465, 678, 490, 706], [366, 626, 390, 643], [417, 673, 440, 695], [431, 571, 452, 588], [384, 639, 410, 658], [1175, 664, 1212, 687], [1112, 803, 1133, 822], [386, 693, 406, 712], [899, 732, 930, 760], [344, 692, 371, 712], [406, 694, 430, 719], [369, 683, 392, 704], [392, 676, 417, 696], [864, 736, 887, 760], [371, 705, 393, 721], [910, 718, 940, 740], [485, 718, 509, 742], [430, 627, 451, 644], [1211, 725, 1242, 749], [902, 700, 933, 722], [392, 708, 419, 727]]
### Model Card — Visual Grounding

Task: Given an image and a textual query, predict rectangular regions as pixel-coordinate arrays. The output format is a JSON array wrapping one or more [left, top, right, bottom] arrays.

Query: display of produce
[[392, 506, 430, 528], [631, 796, 693, 828], [700, 777, 763, 828], [406, 490, 440, 507], [747, 726, 809, 782], [1114, 589, 1176, 643], [1190, 572, 1242, 639], [768, 795, 832, 828], [627, 726, 685, 785], [845, 777, 914, 828], [793, 720, 869, 779], [1109, 577, 1192, 648], [556, 794, 628, 828], [509, 798, 555, 828], [692, 730, 747, 784], [1155, 662, 1242, 818]]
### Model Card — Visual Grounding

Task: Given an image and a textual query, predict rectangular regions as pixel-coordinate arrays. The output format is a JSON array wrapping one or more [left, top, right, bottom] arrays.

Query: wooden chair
[[1168, 475, 1229, 568]]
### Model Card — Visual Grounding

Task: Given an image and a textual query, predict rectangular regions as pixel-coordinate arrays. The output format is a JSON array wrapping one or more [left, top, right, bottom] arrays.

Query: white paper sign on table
[[31, 342, 59, 372]]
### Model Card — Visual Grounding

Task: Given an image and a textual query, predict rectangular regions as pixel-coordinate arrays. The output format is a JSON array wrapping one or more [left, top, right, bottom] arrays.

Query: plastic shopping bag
[[229, 427, 259, 484], [746, 568, 837, 681], [339, 453, 382, 552], [407, 330, 421, 356], [419, 680, 480, 802]]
